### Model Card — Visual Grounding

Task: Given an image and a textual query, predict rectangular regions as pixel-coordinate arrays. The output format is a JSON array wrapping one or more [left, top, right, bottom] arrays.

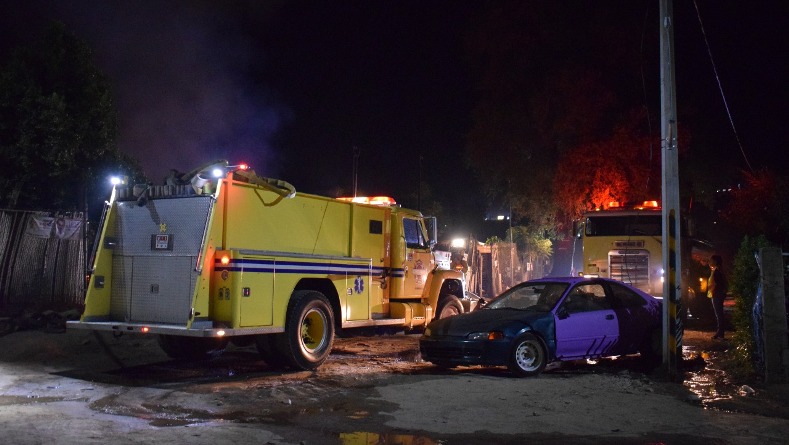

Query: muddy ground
[[0, 324, 788, 445]]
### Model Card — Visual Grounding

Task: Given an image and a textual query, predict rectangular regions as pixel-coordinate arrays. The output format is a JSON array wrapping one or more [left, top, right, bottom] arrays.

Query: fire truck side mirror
[[424, 216, 438, 248]]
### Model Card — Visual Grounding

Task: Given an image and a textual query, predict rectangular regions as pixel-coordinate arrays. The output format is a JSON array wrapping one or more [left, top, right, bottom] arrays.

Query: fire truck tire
[[157, 335, 228, 360], [278, 290, 335, 370], [255, 333, 289, 369], [436, 295, 464, 319]]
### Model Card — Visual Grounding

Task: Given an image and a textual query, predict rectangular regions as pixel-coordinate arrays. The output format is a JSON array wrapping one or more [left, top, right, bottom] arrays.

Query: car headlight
[[468, 332, 487, 340], [468, 331, 503, 341]]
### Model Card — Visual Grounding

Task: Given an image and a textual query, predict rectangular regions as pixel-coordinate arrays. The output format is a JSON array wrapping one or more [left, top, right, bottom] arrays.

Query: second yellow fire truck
[[577, 200, 714, 319], [68, 161, 476, 370]]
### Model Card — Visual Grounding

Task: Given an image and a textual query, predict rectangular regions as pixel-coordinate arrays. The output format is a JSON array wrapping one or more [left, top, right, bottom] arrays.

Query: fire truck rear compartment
[[108, 196, 212, 325]]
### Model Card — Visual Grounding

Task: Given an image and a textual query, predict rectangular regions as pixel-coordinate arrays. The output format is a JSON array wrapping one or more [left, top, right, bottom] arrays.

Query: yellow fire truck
[[67, 161, 474, 370], [577, 200, 713, 317], [579, 201, 665, 297]]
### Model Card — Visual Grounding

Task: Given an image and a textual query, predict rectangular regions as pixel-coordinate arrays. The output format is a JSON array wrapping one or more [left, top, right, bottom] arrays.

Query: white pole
[[660, 0, 683, 377]]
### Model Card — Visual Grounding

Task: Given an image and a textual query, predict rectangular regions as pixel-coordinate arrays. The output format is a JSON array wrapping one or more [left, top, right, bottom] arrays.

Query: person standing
[[708, 255, 728, 339]]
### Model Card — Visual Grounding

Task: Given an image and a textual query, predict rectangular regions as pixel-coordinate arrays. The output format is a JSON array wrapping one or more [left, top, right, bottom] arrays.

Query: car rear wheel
[[508, 332, 547, 377], [639, 328, 662, 368]]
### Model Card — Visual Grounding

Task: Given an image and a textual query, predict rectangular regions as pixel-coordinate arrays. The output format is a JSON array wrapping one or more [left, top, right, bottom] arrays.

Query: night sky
[[0, 1, 786, 236]]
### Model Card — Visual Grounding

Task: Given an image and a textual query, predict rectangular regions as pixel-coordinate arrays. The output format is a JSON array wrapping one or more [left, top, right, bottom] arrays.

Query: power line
[[692, 0, 754, 172]]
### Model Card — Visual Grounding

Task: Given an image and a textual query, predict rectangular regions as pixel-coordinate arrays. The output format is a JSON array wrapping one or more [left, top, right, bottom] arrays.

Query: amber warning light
[[337, 196, 397, 206], [220, 255, 230, 265]]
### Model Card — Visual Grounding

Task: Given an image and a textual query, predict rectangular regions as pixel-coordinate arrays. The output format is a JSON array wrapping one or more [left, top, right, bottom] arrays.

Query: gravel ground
[[0, 325, 787, 444]]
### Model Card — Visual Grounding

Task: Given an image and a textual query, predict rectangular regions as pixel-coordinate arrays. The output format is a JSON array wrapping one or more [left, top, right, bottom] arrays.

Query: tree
[[552, 110, 662, 224], [464, 1, 655, 243], [722, 169, 789, 249], [0, 22, 132, 210]]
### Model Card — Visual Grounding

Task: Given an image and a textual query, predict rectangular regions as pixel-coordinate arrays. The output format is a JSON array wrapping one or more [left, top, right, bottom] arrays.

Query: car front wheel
[[508, 332, 547, 377]]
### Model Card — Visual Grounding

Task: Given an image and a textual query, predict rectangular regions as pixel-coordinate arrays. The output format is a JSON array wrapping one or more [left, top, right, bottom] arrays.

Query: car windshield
[[485, 282, 569, 311]]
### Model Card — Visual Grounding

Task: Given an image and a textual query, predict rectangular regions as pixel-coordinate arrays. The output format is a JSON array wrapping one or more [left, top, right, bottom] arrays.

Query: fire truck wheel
[[255, 333, 289, 369], [279, 290, 335, 370], [156, 335, 228, 360], [436, 295, 464, 319]]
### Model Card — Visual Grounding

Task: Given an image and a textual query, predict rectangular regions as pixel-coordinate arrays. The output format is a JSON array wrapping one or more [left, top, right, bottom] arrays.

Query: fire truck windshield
[[585, 215, 662, 237]]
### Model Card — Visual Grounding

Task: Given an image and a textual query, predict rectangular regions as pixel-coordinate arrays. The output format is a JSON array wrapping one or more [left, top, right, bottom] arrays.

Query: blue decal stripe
[[214, 258, 403, 277]]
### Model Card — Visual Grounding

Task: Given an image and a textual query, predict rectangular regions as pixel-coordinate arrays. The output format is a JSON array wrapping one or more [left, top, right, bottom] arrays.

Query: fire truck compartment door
[[136, 256, 194, 323], [239, 258, 274, 327]]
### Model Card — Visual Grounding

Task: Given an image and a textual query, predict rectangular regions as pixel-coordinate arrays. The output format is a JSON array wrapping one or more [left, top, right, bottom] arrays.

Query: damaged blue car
[[419, 277, 662, 377]]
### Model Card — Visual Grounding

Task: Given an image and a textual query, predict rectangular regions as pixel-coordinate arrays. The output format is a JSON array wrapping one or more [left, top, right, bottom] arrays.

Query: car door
[[606, 281, 655, 354], [554, 283, 619, 360]]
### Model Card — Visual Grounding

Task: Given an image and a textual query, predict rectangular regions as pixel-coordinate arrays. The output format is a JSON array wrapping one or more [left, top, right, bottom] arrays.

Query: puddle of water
[[0, 395, 66, 405], [682, 346, 735, 406], [340, 431, 442, 445]]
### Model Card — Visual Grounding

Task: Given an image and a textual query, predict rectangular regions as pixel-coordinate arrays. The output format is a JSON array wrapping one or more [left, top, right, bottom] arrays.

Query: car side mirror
[[556, 306, 569, 320]]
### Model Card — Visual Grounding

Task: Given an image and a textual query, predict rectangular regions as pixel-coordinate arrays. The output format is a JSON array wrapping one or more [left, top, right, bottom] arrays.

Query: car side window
[[561, 284, 610, 313], [608, 282, 647, 308]]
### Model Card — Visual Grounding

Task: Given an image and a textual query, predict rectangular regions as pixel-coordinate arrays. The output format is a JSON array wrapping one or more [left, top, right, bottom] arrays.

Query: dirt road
[[1, 328, 787, 444]]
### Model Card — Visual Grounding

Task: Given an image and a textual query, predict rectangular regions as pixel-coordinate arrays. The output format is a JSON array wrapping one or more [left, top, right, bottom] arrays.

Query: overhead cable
[[693, 0, 754, 172]]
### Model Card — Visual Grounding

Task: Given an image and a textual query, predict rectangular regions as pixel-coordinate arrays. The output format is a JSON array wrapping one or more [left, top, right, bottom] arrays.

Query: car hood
[[427, 308, 550, 337]]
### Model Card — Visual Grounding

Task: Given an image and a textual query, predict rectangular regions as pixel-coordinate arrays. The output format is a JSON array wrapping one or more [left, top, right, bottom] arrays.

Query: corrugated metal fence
[[467, 241, 550, 299], [0, 210, 86, 310]]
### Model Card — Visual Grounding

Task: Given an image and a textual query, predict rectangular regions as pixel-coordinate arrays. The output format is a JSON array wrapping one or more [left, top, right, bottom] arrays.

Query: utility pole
[[660, 0, 683, 378]]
